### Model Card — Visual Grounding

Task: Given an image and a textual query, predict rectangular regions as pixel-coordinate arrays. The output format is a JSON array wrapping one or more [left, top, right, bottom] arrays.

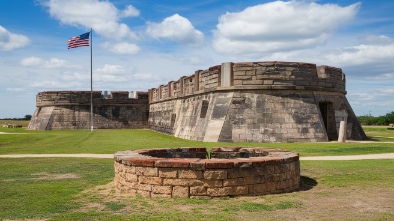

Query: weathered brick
[[178, 169, 203, 179], [163, 178, 193, 186], [204, 170, 227, 180], [190, 161, 206, 170], [152, 185, 172, 194], [130, 158, 161, 167], [190, 186, 207, 196], [136, 190, 151, 197], [234, 75, 252, 80], [125, 173, 138, 182], [263, 80, 274, 85], [139, 176, 163, 185], [253, 183, 269, 193], [155, 158, 200, 168], [162, 178, 222, 188], [205, 160, 234, 169], [172, 186, 189, 198], [151, 192, 171, 198], [133, 183, 152, 192], [158, 168, 178, 178], [135, 166, 158, 177], [207, 186, 248, 197], [124, 166, 136, 174], [223, 178, 245, 187], [243, 80, 263, 85]]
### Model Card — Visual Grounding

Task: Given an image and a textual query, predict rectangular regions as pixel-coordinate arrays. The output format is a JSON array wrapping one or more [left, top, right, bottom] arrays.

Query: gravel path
[[0, 153, 393, 160]]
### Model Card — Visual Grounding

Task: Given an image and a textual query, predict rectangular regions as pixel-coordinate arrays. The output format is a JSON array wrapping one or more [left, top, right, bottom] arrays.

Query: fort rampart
[[148, 61, 367, 142], [28, 91, 148, 130], [28, 61, 367, 143]]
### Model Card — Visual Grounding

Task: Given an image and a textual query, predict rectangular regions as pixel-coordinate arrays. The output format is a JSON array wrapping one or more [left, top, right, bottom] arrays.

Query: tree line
[[0, 115, 32, 121], [357, 111, 394, 125]]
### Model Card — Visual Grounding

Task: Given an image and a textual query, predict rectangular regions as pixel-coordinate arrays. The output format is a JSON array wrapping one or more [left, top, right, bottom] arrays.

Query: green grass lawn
[[1, 127, 394, 156], [0, 158, 392, 220], [0, 126, 393, 220]]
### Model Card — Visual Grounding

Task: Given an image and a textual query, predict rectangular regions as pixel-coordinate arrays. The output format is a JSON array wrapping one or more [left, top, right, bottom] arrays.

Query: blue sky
[[1, 0, 393, 118]]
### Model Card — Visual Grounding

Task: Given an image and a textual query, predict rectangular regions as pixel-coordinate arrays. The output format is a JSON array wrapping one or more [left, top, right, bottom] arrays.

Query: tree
[[24, 115, 32, 120], [384, 111, 394, 124]]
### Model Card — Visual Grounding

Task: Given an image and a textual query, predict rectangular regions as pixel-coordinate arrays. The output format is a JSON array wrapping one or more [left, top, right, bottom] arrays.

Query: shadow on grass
[[298, 176, 318, 192], [366, 136, 381, 142]]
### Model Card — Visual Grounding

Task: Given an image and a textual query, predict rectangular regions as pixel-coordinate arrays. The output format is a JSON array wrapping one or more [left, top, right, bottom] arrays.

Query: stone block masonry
[[28, 91, 149, 130], [114, 147, 300, 198], [28, 60, 367, 143], [148, 61, 367, 142]]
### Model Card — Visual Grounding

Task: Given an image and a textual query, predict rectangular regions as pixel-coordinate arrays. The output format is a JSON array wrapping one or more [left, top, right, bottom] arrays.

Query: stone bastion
[[148, 61, 367, 142], [114, 147, 300, 198], [28, 90, 149, 130]]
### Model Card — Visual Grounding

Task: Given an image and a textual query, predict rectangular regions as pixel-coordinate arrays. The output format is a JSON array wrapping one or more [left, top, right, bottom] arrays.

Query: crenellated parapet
[[36, 90, 148, 107], [149, 61, 346, 103]]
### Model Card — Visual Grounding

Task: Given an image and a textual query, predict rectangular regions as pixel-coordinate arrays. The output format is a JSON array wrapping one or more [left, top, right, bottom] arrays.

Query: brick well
[[114, 147, 300, 198]]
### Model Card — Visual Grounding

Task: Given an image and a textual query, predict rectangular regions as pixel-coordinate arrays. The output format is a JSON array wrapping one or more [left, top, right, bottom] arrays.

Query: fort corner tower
[[148, 61, 367, 142]]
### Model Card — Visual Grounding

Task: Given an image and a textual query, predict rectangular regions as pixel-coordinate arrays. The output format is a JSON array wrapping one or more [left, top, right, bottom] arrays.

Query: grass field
[[1, 125, 394, 156], [0, 125, 393, 220]]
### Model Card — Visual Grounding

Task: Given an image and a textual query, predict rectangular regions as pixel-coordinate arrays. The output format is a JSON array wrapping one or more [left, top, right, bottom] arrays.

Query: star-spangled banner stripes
[[67, 32, 90, 49]]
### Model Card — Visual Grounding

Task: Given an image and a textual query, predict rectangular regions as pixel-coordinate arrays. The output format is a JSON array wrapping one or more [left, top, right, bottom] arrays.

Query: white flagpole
[[90, 28, 94, 131]]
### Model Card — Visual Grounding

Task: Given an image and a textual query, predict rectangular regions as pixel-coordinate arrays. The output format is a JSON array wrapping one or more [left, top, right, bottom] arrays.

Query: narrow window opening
[[200, 100, 209, 118]]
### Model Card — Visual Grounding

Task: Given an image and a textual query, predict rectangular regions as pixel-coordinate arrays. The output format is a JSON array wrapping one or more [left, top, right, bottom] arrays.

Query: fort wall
[[148, 61, 367, 142], [28, 91, 149, 130]]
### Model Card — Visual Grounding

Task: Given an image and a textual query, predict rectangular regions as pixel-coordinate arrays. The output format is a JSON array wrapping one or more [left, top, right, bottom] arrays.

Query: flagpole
[[90, 28, 93, 131]]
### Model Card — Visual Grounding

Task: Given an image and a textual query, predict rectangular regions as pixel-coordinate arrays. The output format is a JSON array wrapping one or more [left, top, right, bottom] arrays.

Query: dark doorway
[[319, 102, 338, 140]]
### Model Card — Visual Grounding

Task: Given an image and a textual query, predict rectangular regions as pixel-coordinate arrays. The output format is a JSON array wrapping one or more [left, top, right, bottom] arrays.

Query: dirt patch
[[77, 179, 393, 220], [31, 172, 81, 180], [0, 132, 29, 134]]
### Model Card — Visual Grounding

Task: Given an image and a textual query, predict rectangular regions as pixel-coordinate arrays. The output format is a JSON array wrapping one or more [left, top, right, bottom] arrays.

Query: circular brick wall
[[114, 147, 300, 198]]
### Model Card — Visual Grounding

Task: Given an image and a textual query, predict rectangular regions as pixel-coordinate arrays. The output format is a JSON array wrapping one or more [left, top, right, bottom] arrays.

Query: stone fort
[[28, 61, 367, 142]]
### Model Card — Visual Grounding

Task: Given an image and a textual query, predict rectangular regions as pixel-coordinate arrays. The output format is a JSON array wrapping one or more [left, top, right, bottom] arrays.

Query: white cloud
[[0, 26, 29, 51], [361, 35, 394, 45], [20, 56, 77, 69], [96, 64, 127, 74], [348, 92, 375, 101], [212, 1, 360, 54], [29, 80, 82, 89], [376, 89, 394, 94], [20, 56, 43, 66], [121, 5, 140, 18], [59, 71, 90, 82], [40, 0, 137, 40], [132, 73, 160, 81], [101, 42, 140, 54], [326, 43, 394, 67], [146, 14, 204, 45], [6, 88, 25, 92]]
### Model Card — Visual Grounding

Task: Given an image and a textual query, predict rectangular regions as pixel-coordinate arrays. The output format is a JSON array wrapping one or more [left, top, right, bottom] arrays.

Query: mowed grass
[[363, 126, 394, 142], [0, 120, 30, 127], [0, 158, 393, 220], [0, 126, 393, 220], [1, 126, 394, 156]]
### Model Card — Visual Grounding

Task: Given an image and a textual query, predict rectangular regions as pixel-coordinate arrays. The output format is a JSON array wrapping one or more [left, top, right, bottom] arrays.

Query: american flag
[[68, 32, 90, 49]]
